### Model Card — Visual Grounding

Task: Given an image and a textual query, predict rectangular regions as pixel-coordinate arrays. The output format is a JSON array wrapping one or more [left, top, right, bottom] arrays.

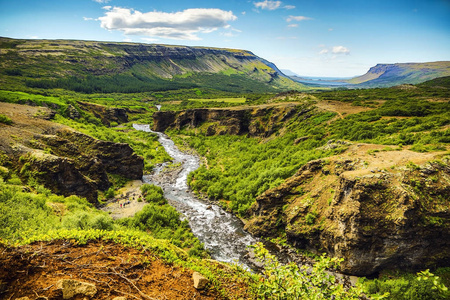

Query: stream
[[132, 124, 357, 285], [133, 124, 260, 269]]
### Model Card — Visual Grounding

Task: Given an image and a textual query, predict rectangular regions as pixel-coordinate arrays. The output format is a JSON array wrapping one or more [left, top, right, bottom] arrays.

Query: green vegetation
[[54, 115, 171, 172], [0, 37, 449, 298], [0, 113, 12, 125], [248, 242, 364, 299], [180, 107, 339, 215], [188, 97, 246, 103], [360, 269, 449, 299], [0, 177, 206, 257], [0, 37, 305, 95]]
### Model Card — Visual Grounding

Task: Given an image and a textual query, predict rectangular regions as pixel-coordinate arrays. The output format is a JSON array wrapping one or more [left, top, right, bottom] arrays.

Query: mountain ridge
[[347, 61, 450, 87], [0, 37, 303, 93]]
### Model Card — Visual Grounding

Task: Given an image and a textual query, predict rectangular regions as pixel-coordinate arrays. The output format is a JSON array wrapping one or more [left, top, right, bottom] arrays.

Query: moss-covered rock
[[245, 147, 450, 276]]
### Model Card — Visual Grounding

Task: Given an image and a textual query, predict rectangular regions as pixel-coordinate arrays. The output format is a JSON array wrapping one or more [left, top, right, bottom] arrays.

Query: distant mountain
[[280, 69, 299, 76], [0, 37, 304, 94], [347, 61, 450, 87]]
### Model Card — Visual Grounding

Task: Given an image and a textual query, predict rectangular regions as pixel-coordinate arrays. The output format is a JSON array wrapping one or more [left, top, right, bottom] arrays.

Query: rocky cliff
[[244, 143, 450, 276], [152, 103, 308, 137], [0, 102, 143, 204]]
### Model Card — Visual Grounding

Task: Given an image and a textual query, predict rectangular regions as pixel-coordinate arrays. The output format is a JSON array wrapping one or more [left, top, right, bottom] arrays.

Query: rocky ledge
[[152, 103, 310, 137], [244, 144, 450, 276], [0, 102, 143, 204]]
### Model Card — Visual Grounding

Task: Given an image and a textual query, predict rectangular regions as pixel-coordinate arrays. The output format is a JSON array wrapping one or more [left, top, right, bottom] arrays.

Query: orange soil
[[0, 240, 226, 300]]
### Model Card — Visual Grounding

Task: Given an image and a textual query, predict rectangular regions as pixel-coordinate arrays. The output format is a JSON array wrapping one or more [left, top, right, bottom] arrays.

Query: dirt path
[[101, 180, 146, 219]]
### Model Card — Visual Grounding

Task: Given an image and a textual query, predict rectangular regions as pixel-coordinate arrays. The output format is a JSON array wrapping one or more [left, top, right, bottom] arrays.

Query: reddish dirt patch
[[315, 100, 376, 119], [0, 240, 223, 300]]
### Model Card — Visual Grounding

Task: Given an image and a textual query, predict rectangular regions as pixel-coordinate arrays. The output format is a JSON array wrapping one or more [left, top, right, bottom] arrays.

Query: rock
[[56, 279, 97, 299], [192, 272, 209, 290], [245, 157, 450, 276], [77, 102, 129, 126], [66, 104, 81, 119], [15, 128, 144, 204]]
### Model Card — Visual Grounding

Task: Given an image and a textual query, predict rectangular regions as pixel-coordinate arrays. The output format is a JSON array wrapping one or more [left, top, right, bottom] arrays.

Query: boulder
[[192, 272, 209, 290], [56, 279, 97, 299]]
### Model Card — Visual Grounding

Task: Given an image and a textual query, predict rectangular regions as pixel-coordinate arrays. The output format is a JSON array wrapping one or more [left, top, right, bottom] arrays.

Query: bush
[[250, 242, 363, 299], [0, 114, 12, 125], [362, 269, 449, 300], [141, 184, 166, 205]]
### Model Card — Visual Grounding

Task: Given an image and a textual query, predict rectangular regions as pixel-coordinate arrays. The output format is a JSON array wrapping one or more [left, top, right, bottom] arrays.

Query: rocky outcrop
[[245, 147, 450, 276], [0, 102, 144, 204], [152, 103, 309, 137], [77, 102, 128, 126], [18, 128, 144, 203]]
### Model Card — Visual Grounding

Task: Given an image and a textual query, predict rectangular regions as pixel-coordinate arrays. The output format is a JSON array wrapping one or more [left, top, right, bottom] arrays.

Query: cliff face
[[0, 102, 143, 204], [152, 103, 307, 137], [244, 144, 450, 276], [76, 102, 129, 126]]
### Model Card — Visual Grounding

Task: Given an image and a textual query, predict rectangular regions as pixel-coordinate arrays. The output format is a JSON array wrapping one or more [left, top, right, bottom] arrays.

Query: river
[[133, 124, 260, 269]]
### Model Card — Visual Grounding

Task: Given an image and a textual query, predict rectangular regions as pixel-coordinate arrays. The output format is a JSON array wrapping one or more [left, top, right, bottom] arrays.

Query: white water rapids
[[133, 124, 259, 268]]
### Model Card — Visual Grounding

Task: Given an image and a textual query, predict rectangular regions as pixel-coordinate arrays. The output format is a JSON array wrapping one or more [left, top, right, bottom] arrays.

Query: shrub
[[0, 114, 12, 125], [141, 184, 166, 205], [362, 269, 449, 300], [250, 242, 363, 299]]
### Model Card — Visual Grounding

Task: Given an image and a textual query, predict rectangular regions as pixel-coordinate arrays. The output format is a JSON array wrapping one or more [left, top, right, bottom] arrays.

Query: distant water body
[[293, 76, 351, 86]]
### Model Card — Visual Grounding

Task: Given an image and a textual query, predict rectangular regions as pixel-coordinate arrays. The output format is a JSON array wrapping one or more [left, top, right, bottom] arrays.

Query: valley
[[0, 37, 449, 299]]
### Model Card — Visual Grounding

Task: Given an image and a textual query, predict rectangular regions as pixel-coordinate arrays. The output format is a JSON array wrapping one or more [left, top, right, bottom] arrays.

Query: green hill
[[348, 61, 450, 87], [0, 37, 304, 94]]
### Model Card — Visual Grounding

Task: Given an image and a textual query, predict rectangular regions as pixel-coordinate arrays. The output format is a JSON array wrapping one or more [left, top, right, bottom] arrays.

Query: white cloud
[[93, 0, 111, 3], [287, 24, 298, 28], [141, 37, 159, 43], [332, 45, 350, 54], [319, 45, 350, 56], [99, 7, 237, 40], [83, 17, 95, 21], [287, 15, 312, 22], [284, 5, 296, 10], [254, 0, 282, 10], [328, 28, 334, 31]]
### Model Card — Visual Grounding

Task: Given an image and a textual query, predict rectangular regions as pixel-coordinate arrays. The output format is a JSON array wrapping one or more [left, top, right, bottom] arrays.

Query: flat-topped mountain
[[0, 37, 303, 93], [348, 61, 450, 87]]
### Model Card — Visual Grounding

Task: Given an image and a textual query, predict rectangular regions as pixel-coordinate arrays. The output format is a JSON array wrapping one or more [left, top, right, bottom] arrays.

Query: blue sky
[[0, 0, 449, 77]]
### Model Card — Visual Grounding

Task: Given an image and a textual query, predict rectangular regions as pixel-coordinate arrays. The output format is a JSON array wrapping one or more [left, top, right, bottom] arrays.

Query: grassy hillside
[[0, 37, 305, 94], [347, 61, 450, 87]]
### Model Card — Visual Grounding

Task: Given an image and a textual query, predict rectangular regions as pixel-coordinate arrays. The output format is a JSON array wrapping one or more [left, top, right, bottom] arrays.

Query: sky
[[0, 0, 449, 77]]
